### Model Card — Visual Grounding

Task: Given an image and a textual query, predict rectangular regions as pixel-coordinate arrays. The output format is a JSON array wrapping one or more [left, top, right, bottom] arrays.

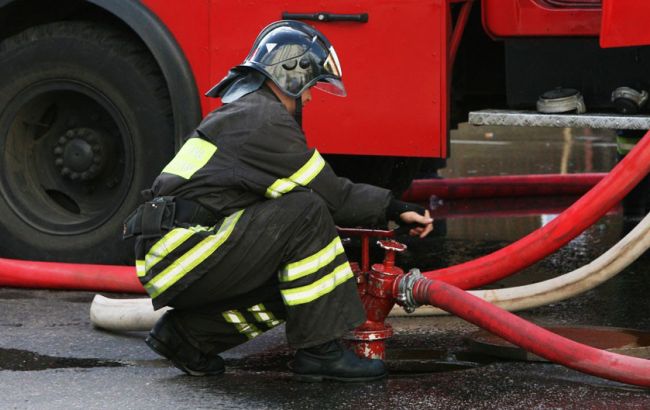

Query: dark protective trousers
[[155, 192, 366, 355]]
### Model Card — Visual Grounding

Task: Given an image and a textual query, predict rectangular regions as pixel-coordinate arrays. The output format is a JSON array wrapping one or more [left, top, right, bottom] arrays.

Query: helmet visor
[[314, 77, 346, 97]]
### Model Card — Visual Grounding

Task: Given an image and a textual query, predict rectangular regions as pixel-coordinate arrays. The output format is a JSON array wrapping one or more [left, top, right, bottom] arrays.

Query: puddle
[[385, 348, 493, 374], [0, 348, 123, 371], [467, 326, 650, 362]]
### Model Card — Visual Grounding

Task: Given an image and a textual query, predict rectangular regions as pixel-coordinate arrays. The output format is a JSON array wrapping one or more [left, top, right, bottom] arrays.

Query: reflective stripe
[[135, 260, 146, 278], [279, 237, 344, 282], [248, 304, 282, 327], [618, 143, 637, 155], [162, 138, 217, 179], [145, 228, 195, 273], [265, 150, 325, 199], [280, 262, 354, 306], [616, 136, 639, 155], [144, 210, 243, 298], [223, 310, 261, 339]]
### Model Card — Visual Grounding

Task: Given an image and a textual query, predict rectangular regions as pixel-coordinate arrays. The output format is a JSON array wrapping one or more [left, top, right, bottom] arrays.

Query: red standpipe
[[409, 277, 650, 388], [401, 173, 605, 202], [339, 229, 401, 360], [424, 132, 650, 289]]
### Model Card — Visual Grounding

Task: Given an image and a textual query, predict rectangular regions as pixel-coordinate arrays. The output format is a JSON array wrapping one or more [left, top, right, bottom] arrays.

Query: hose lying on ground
[[410, 277, 650, 388], [0, 259, 142, 293], [90, 295, 168, 331], [391, 210, 650, 316]]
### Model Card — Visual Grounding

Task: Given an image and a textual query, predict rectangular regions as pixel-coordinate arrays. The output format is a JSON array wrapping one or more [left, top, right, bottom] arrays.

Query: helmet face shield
[[314, 77, 346, 97]]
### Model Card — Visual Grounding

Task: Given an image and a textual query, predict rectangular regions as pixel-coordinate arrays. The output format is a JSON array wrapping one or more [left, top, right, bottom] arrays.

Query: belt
[[123, 196, 218, 239]]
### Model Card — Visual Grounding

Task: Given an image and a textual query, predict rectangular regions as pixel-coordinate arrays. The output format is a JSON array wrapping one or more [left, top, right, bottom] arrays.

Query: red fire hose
[[411, 277, 650, 387], [424, 132, 650, 289], [400, 173, 604, 202], [0, 258, 144, 293]]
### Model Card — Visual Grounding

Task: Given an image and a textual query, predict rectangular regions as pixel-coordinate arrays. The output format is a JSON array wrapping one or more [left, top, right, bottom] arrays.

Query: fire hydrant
[[341, 228, 414, 360]]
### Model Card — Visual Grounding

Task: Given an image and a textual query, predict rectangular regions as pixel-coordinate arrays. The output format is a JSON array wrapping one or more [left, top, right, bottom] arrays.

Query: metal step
[[468, 109, 650, 130]]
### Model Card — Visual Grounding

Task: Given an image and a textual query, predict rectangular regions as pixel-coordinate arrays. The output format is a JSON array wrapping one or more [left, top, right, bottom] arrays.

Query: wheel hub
[[54, 127, 105, 181]]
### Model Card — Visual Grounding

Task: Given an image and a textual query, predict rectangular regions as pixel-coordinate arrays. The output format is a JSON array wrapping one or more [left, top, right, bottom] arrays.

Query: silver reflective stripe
[[279, 237, 344, 283], [135, 260, 146, 278], [223, 310, 261, 339], [144, 210, 243, 298], [280, 262, 354, 306], [265, 150, 325, 199], [248, 304, 282, 327]]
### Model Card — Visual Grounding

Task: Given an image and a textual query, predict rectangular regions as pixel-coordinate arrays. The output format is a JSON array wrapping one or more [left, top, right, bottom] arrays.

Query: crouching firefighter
[[123, 20, 433, 382]]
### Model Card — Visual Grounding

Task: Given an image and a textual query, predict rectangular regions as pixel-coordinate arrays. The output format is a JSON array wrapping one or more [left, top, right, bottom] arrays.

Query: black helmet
[[206, 20, 345, 102]]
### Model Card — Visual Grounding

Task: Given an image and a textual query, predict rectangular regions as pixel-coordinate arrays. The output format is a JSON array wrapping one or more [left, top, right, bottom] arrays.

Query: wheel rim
[[0, 80, 135, 235]]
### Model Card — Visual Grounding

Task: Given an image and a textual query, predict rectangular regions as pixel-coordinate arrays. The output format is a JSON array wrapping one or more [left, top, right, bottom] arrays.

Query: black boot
[[145, 312, 224, 377], [291, 340, 387, 382]]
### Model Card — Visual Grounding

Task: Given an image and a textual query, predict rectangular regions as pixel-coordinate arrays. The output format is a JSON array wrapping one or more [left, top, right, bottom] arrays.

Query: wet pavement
[[1, 125, 650, 409]]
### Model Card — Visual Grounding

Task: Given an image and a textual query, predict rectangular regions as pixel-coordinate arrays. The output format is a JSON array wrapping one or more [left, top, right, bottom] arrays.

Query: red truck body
[[0, 0, 649, 262]]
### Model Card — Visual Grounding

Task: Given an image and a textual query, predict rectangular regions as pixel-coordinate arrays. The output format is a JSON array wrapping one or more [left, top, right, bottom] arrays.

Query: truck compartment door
[[209, 0, 448, 158], [601, 0, 650, 48]]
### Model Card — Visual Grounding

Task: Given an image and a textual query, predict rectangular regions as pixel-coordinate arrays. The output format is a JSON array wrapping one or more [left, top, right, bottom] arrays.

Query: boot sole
[[292, 372, 387, 383], [145, 334, 224, 377]]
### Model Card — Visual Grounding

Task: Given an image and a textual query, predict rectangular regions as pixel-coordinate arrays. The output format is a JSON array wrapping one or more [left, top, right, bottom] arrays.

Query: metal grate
[[469, 109, 650, 130]]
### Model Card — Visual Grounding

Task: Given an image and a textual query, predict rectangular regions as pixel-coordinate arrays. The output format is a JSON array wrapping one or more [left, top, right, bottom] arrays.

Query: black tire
[[0, 22, 174, 263]]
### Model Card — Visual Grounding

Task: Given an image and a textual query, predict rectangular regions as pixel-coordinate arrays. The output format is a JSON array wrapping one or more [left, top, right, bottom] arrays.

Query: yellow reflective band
[[223, 310, 261, 339], [279, 237, 344, 282], [265, 150, 325, 199], [162, 138, 217, 180], [618, 143, 637, 155], [135, 260, 146, 277], [145, 228, 195, 273], [145, 210, 243, 298], [248, 304, 282, 327], [616, 136, 639, 155], [280, 262, 354, 306]]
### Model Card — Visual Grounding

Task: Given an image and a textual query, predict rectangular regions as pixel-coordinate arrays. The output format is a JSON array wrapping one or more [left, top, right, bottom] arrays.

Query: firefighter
[[124, 20, 433, 382]]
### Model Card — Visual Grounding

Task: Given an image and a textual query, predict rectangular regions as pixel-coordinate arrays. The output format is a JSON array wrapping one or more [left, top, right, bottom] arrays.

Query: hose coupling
[[395, 268, 423, 313]]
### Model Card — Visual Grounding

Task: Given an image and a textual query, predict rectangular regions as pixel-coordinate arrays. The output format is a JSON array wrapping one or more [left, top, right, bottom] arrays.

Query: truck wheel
[[0, 22, 174, 263]]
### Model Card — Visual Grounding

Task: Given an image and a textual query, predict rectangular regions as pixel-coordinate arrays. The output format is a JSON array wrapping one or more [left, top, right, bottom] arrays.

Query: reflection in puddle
[[0, 348, 123, 371]]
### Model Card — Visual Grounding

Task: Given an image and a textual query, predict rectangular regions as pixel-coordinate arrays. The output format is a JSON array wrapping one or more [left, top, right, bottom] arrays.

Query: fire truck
[[0, 0, 647, 263]]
